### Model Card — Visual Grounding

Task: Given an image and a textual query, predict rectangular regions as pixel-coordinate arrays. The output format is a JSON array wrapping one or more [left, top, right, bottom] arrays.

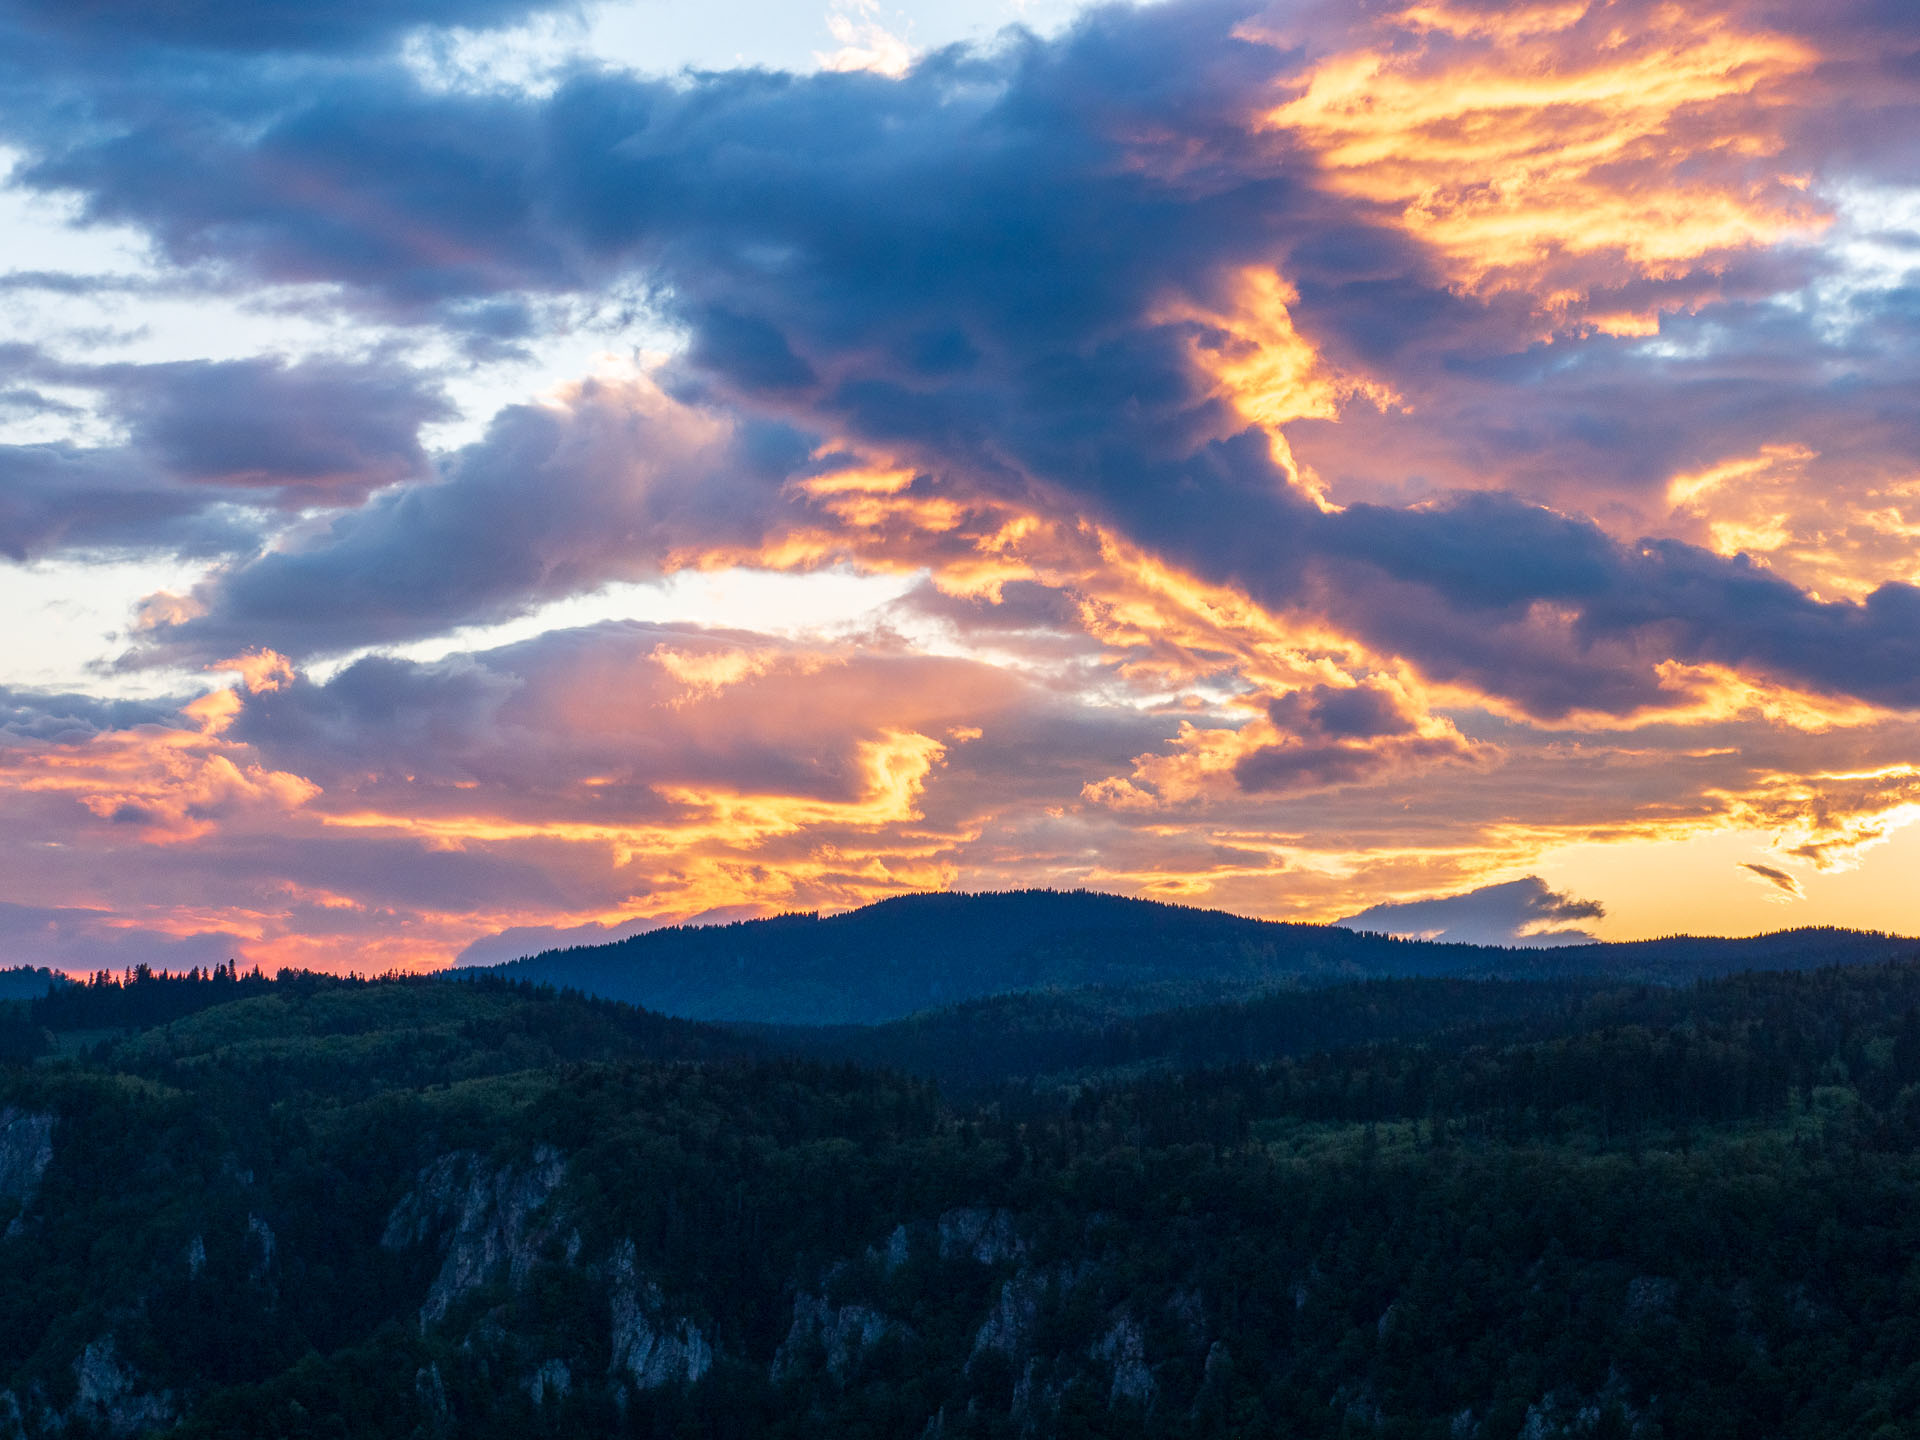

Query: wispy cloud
[[1740, 861, 1805, 900]]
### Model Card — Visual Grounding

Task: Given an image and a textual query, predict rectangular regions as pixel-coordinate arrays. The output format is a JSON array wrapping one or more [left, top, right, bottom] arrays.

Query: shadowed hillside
[[0, 968, 64, 1002], [468, 889, 1916, 1024]]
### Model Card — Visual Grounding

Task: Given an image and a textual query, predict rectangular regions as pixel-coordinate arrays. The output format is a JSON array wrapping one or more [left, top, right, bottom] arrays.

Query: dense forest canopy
[[7, 924, 1920, 1437]]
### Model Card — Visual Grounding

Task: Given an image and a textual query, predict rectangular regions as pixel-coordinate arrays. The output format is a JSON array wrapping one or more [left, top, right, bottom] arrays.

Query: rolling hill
[[467, 888, 1917, 1024]]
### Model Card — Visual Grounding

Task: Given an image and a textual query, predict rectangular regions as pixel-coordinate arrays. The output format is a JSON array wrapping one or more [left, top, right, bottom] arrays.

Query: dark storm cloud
[[1307, 497, 1920, 717], [2, 2, 1296, 322], [897, 578, 1088, 638], [1, 0, 575, 55], [0, 270, 186, 297], [198, 829, 582, 914], [1760, 0, 1920, 169], [6, 65, 567, 320], [1227, 681, 1471, 795], [230, 650, 526, 786], [1336, 876, 1607, 948], [1287, 283, 1920, 533], [1232, 740, 1406, 792], [1266, 684, 1416, 742]]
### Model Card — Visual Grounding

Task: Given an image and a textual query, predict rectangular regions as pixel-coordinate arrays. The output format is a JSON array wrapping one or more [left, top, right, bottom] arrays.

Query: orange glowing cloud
[[1721, 764, 1920, 871], [1154, 266, 1396, 497], [211, 648, 298, 695], [323, 727, 947, 850], [1665, 446, 1920, 601], [1262, 0, 1826, 304], [1085, 678, 1480, 812], [792, 462, 970, 533], [0, 686, 320, 845], [1070, 527, 1379, 697], [649, 641, 835, 704], [721, 434, 1395, 708], [316, 724, 962, 935]]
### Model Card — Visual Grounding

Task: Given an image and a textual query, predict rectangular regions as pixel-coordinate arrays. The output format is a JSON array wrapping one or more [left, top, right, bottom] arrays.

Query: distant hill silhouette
[[0, 965, 65, 1002], [463, 888, 1916, 1024]]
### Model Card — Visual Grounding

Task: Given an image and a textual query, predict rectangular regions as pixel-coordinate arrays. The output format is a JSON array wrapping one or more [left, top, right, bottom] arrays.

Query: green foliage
[[7, 958, 1920, 1437], [31, 962, 274, 1032], [0, 1000, 50, 1064], [763, 976, 1611, 1092]]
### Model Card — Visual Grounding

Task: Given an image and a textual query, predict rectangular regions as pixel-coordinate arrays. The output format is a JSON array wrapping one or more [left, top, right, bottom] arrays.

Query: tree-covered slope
[[468, 888, 1916, 1023], [752, 976, 1610, 1093], [10, 961, 1920, 1436]]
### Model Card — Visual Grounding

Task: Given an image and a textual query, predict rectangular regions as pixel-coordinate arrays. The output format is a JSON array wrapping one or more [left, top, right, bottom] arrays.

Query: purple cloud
[[1336, 877, 1606, 948]]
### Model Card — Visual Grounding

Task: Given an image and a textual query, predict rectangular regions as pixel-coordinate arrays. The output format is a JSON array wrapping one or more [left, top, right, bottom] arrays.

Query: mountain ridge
[[463, 888, 1916, 1024]]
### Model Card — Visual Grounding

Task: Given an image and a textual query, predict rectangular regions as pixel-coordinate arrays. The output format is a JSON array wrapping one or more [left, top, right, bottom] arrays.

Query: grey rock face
[[382, 1146, 566, 1325], [0, 1339, 175, 1439], [384, 1149, 713, 1392], [1514, 1377, 1643, 1440], [882, 1223, 910, 1272], [970, 1268, 1049, 1362], [528, 1359, 572, 1406], [1166, 1287, 1207, 1346], [414, 1362, 450, 1439], [607, 1240, 713, 1390], [68, 1337, 174, 1438], [1094, 1312, 1154, 1408], [773, 1293, 895, 1383], [937, 1208, 1024, 1265], [1519, 1394, 1596, 1439], [246, 1213, 277, 1278], [0, 1108, 54, 1236], [1203, 1341, 1230, 1382]]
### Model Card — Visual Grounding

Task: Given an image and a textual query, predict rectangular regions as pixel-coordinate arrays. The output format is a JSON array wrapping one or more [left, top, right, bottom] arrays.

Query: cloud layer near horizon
[[2, 0, 1919, 970]]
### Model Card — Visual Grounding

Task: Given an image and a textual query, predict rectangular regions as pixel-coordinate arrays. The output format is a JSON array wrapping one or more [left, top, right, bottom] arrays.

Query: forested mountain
[[10, 956, 1920, 1437], [471, 888, 1914, 1023]]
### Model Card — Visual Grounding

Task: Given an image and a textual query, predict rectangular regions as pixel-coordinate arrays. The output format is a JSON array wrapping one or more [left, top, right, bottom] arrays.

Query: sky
[[2, 0, 1919, 973]]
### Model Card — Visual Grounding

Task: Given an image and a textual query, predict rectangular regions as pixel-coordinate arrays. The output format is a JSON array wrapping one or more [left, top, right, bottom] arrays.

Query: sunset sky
[[3, 0, 1919, 972]]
